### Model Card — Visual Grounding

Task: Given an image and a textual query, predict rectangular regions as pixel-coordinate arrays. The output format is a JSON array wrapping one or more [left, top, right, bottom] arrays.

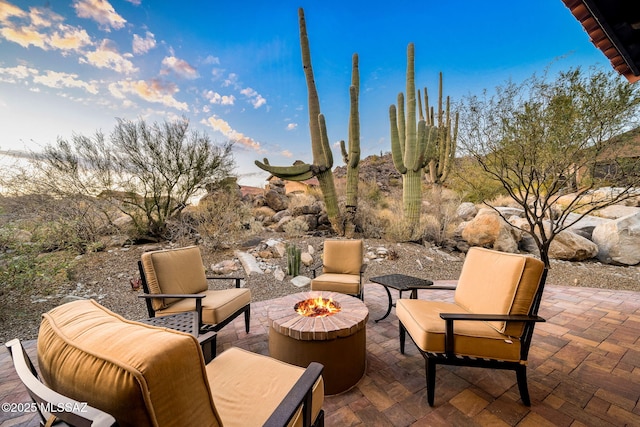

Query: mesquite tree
[[459, 66, 640, 268]]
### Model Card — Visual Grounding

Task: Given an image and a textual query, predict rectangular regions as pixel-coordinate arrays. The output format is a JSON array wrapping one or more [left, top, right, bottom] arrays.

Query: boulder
[[509, 216, 598, 261], [595, 205, 640, 219], [456, 202, 477, 221], [254, 206, 277, 219], [301, 252, 314, 266], [264, 189, 289, 212], [592, 212, 640, 265], [234, 251, 263, 275], [461, 208, 519, 253], [548, 230, 598, 261], [291, 276, 311, 288]]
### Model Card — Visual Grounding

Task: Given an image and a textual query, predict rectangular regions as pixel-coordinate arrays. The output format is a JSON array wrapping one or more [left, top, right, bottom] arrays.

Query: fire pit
[[267, 291, 368, 395]]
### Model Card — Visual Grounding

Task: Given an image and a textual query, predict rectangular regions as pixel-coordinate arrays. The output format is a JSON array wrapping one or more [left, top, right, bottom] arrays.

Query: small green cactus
[[286, 244, 302, 276]]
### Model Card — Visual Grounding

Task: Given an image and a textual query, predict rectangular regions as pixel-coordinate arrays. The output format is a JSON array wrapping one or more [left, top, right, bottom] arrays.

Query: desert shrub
[[283, 217, 309, 237], [448, 157, 506, 203], [172, 190, 259, 249], [420, 187, 462, 246]]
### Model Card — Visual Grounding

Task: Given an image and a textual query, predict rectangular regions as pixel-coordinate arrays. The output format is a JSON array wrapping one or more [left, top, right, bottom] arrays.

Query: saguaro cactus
[[340, 53, 360, 237], [255, 8, 343, 234], [389, 43, 437, 233], [419, 73, 459, 186]]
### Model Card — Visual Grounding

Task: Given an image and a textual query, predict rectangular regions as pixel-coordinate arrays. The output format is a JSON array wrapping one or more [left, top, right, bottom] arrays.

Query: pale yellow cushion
[[322, 239, 363, 275], [397, 299, 522, 362], [310, 273, 361, 295], [206, 347, 324, 427], [454, 247, 544, 334], [156, 288, 251, 325], [141, 246, 209, 311], [37, 299, 220, 427]]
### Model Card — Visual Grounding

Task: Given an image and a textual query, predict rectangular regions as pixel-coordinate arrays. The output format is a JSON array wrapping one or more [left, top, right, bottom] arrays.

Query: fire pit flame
[[294, 296, 341, 317]]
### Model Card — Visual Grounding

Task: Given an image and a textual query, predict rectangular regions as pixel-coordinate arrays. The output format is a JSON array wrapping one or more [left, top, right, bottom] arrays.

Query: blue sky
[[0, 0, 611, 186]]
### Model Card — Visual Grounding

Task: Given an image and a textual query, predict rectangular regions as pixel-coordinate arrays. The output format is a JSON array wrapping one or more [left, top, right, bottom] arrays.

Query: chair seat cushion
[[157, 288, 251, 325], [397, 299, 523, 362], [310, 273, 361, 295], [206, 347, 324, 427], [37, 299, 219, 427]]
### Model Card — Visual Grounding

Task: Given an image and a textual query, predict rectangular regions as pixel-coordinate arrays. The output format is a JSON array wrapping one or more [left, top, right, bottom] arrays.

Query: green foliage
[[30, 117, 234, 240], [459, 65, 640, 267]]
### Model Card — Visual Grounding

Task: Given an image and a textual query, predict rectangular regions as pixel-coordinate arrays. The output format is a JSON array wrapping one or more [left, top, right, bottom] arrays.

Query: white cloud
[[49, 24, 92, 52], [240, 87, 266, 109], [0, 25, 46, 48], [203, 55, 220, 65], [109, 78, 188, 111], [281, 150, 293, 158], [0, 1, 26, 23], [73, 0, 126, 31], [286, 123, 297, 131], [33, 70, 99, 94], [0, 64, 39, 83], [161, 56, 198, 79], [223, 73, 238, 87], [132, 31, 155, 55], [202, 115, 263, 153], [82, 39, 137, 73], [203, 90, 235, 105]]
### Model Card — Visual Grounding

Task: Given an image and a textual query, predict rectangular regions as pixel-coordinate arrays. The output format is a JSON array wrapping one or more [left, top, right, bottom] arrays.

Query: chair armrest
[[440, 313, 545, 355], [263, 362, 324, 427], [206, 276, 244, 288], [138, 294, 206, 299]]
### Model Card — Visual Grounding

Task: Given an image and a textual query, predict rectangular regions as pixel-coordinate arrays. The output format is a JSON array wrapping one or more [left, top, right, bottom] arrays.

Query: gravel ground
[[2, 233, 639, 343]]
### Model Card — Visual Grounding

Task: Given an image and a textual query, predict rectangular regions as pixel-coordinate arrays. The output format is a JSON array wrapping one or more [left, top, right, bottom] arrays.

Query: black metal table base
[[370, 274, 457, 322]]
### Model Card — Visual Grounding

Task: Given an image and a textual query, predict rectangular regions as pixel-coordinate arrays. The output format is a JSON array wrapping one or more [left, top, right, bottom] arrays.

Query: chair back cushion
[[37, 299, 220, 427], [141, 246, 208, 311], [322, 239, 363, 275], [454, 247, 545, 335]]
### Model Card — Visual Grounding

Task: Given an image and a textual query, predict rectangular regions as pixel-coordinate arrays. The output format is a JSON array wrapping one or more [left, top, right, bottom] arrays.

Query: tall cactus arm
[[340, 140, 349, 164], [298, 8, 325, 167], [348, 85, 360, 168], [318, 114, 333, 168], [389, 105, 407, 174], [397, 92, 406, 159], [404, 43, 417, 167]]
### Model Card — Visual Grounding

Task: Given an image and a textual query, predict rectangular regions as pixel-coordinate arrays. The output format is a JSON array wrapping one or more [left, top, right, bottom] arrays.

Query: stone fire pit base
[[267, 292, 369, 395]]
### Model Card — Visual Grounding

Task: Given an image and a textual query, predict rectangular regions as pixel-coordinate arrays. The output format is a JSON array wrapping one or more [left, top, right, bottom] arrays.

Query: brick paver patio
[[2, 283, 639, 426]]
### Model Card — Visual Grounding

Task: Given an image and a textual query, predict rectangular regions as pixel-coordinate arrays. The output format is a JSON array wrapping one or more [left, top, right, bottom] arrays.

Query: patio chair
[[310, 239, 366, 300], [397, 247, 547, 406], [31, 299, 325, 427], [5, 339, 117, 427], [138, 245, 251, 334]]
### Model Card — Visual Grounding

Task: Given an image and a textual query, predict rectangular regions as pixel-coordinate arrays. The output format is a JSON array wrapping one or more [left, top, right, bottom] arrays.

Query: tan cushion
[[206, 347, 324, 427], [141, 246, 209, 311], [156, 288, 251, 325], [310, 273, 361, 295], [454, 247, 544, 334], [37, 299, 220, 427], [397, 299, 522, 362], [322, 239, 363, 275]]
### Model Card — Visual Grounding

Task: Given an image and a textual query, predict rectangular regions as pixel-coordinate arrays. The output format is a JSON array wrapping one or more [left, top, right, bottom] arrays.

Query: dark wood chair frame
[[311, 263, 367, 300], [7, 338, 325, 427], [5, 339, 117, 427], [137, 261, 250, 334], [399, 270, 548, 407]]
